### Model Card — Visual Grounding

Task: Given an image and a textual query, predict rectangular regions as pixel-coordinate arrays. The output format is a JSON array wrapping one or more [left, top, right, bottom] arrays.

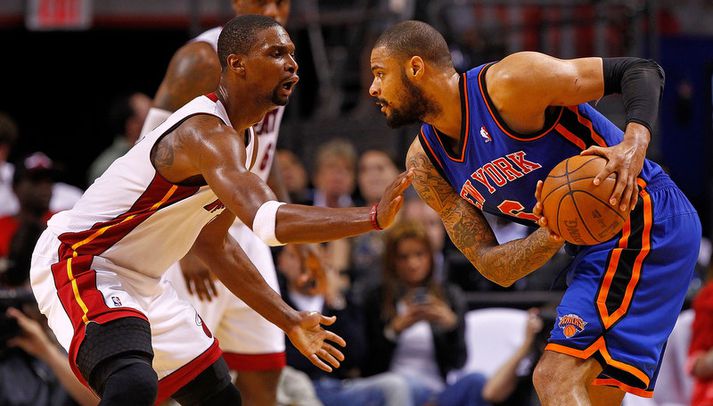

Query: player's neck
[[217, 85, 271, 130], [426, 72, 462, 140]]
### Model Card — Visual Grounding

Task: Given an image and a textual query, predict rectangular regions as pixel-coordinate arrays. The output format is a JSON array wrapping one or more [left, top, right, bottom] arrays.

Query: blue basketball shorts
[[546, 175, 700, 398]]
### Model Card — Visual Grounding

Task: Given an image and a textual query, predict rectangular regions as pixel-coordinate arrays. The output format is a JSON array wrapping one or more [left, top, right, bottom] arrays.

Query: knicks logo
[[558, 314, 587, 338], [203, 199, 225, 213]]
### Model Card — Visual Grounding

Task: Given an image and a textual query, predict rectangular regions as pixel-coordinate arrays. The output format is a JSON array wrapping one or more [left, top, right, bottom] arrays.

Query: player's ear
[[226, 54, 246, 75], [408, 56, 425, 79]]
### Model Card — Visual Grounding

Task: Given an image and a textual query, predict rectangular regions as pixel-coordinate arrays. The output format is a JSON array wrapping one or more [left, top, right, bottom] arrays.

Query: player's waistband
[[641, 173, 676, 193]]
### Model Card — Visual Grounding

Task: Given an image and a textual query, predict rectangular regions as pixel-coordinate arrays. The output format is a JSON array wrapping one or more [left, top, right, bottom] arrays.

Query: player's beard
[[383, 71, 439, 128]]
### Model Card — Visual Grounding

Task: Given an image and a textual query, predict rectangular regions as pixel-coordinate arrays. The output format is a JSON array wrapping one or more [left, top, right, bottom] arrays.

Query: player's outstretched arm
[[180, 117, 413, 244], [406, 140, 562, 287], [191, 210, 346, 372]]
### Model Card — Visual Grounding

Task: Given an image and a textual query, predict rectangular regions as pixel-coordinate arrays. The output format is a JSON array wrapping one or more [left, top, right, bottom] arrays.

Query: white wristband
[[139, 107, 172, 139], [253, 200, 287, 247]]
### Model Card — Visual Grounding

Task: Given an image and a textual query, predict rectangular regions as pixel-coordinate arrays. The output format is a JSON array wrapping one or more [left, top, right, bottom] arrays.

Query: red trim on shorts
[[222, 351, 286, 372], [592, 378, 654, 398], [50, 253, 149, 387], [545, 337, 652, 395], [156, 339, 223, 404]]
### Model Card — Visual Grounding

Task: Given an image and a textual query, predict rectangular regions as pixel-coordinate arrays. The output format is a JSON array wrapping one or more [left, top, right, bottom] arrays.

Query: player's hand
[[376, 169, 414, 229], [6, 307, 54, 362], [580, 124, 647, 212], [533, 180, 563, 243], [286, 311, 346, 372], [180, 253, 218, 301]]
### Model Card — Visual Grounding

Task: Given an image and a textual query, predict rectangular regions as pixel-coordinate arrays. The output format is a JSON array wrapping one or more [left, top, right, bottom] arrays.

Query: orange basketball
[[540, 155, 629, 246]]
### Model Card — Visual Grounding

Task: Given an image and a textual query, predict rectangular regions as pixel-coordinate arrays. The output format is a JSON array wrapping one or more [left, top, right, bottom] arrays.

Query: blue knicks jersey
[[418, 63, 665, 226]]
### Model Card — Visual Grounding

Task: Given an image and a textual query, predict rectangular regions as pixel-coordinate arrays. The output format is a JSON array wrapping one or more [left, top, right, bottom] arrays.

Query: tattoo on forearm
[[407, 142, 560, 287]]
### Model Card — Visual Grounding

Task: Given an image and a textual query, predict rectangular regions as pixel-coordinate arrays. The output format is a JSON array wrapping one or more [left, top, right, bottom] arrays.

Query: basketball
[[540, 155, 629, 245]]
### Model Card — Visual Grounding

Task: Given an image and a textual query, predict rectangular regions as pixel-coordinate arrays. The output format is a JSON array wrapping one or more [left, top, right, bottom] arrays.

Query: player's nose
[[369, 79, 379, 97], [286, 54, 298, 74]]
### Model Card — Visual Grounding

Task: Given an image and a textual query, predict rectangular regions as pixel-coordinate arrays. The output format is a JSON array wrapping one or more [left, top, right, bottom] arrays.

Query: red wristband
[[370, 203, 383, 231]]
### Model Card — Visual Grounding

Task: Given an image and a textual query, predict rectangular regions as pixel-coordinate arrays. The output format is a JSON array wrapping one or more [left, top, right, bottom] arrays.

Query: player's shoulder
[[172, 40, 220, 70]]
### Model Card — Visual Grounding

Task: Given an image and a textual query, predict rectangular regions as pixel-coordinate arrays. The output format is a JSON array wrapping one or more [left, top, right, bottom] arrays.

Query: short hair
[[0, 112, 18, 147], [218, 14, 282, 69], [374, 20, 453, 68]]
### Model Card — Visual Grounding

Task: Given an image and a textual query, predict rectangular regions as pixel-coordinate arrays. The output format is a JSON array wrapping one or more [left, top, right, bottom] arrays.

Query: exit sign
[[26, 0, 92, 30]]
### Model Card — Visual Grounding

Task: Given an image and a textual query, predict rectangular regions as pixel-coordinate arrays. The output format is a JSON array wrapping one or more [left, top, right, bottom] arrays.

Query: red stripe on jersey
[[205, 92, 218, 102], [58, 173, 199, 258]]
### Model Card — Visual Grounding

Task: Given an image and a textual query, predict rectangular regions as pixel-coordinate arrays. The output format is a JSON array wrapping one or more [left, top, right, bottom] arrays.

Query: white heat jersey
[[191, 26, 284, 182], [47, 94, 255, 279]]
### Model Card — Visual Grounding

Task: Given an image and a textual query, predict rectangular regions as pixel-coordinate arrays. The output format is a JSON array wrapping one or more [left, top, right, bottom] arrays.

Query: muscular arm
[[153, 42, 222, 112], [191, 210, 300, 330], [488, 52, 656, 211], [486, 52, 604, 133], [406, 140, 562, 287], [156, 116, 410, 244]]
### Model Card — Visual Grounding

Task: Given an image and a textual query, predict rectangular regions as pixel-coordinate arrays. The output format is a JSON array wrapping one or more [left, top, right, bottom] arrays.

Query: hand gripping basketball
[[539, 156, 630, 245]]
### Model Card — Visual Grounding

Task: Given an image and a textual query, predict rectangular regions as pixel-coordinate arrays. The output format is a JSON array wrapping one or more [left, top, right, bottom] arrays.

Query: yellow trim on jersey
[[67, 257, 91, 324], [66, 184, 178, 324]]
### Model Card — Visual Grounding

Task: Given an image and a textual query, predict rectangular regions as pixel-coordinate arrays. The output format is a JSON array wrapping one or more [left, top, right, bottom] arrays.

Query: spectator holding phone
[[362, 221, 489, 406]]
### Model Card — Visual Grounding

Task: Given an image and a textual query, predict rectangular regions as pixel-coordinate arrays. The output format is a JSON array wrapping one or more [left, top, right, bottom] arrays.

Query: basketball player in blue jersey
[[369, 20, 701, 404]]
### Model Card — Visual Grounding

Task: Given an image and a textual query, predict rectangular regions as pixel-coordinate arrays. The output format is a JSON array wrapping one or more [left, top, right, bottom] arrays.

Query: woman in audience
[[362, 221, 489, 406]]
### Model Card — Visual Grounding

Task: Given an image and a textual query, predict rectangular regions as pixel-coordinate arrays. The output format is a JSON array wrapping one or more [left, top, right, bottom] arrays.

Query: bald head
[[374, 20, 453, 69]]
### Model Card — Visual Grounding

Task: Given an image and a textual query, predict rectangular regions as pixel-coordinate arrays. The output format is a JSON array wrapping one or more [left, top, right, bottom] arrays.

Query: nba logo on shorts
[[558, 314, 587, 338], [110, 296, 122, 307]]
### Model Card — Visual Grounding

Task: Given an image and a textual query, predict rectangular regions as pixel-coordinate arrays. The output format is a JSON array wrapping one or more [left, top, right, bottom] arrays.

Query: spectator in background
[[688, 267, 713, 406], [350, 149, 401, 295], [87, 91, 151, 184], [0, 113, 82, 216], [481, 308, 550, 405], [403, 197, 448, 283], [278, 244, 412, 406], [311, 138, 357, 209], [311, 138, 358, 274], [276, 148, 312, 205], [362, 221, 489, 406], [0, 153, 55, 287], [1, 300, 99, 406], [0, 112, 19, 217]]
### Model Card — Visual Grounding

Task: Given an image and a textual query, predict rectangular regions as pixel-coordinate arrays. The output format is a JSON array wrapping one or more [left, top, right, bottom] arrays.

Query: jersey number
[[259, 143, 274, 171], [497, 200, 538, 222]]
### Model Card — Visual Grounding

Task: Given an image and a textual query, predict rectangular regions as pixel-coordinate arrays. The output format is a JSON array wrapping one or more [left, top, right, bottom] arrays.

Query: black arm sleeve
[[602, 57, 665, 135]]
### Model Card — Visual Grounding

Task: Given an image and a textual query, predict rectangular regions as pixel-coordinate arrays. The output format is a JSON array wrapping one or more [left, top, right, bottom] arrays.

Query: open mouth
[[281, 76, 299, 92]]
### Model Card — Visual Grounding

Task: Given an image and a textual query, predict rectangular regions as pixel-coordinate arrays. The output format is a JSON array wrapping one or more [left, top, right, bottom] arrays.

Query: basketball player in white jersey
[[31, 16, 412, 405], [139, 2, 297, 405]]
